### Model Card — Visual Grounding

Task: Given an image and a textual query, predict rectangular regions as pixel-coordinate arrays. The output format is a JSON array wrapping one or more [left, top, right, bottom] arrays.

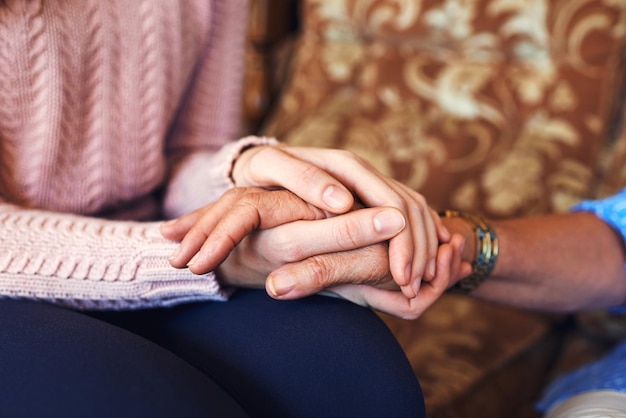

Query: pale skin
[[164, 145, 452, 306], [163, 184, 469, 319], [162, 144, 473, 319], [164, 144, 626, 318]]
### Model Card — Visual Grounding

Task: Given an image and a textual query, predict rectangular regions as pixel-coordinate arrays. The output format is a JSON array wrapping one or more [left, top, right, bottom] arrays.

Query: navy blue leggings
[[0, 290, 425, 417]]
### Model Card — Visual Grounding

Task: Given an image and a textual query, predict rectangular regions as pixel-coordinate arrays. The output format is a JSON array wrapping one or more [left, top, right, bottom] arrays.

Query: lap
[[0, 290, 425, 418], [94, 289, 426, 418], [0, 299, 248, 418]]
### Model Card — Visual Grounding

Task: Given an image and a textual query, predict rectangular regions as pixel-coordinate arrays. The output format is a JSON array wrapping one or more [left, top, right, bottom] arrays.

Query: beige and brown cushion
[[258, 1, 626, 416], [264, 0, 626, 218], [379, 295, 563, 417]]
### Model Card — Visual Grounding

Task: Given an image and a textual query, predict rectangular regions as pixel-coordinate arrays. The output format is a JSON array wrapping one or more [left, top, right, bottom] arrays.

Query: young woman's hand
[[230, 145, 451, 298], [162, 187, 408, 285], [162, 184, 470, 319]]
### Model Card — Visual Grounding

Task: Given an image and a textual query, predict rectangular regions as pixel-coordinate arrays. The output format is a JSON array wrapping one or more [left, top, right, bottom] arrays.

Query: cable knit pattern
[[0, 204, 230, 310], [0, 0, 263, 309]]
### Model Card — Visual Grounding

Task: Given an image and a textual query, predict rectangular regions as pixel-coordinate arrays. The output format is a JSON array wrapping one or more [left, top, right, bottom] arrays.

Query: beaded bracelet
[[439, 210, 499, 294]]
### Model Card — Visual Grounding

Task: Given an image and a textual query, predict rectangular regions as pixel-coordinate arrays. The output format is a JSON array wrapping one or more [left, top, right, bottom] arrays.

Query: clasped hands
[[162, 145, 470, 319]]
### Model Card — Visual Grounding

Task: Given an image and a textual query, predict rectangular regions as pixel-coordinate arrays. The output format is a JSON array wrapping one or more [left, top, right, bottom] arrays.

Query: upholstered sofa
[[243, 1, 626, 416]]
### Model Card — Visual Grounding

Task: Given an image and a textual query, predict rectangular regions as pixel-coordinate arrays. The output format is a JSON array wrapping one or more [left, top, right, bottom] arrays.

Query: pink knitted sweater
[[0, 0, 271, 309]]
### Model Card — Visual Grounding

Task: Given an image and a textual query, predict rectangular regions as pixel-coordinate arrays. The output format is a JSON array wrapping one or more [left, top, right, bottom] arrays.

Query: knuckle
[[223, 187, 246, 201], [244, 146, 277, 184], [238, 190, 261, 206], [333, 217, 363, 250], [187, 224, 210, 242], [294, 163, 325, 186], [274, 231, 307, 262], [302, 256, 336, 289], [336, 149, 362, 163], [237, 190, 272, 213]]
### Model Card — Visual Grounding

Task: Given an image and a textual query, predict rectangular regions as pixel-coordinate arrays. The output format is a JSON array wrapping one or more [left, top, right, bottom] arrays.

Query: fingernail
[[429, 259, 436, 278], [413, 278, 422, 296], [406, 264, 419, 296], [402, 264, 412, 290], [267, 271, 295, 297], [187, 254, 198, 267], [323, 185, 352, 210], [438, 226, 450, 243], [373, 209, 406, 235], [168, 247, 181, 261]]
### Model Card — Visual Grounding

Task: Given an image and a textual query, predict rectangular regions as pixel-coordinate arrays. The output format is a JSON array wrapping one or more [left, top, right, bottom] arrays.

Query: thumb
[[266, 244, 392, 299]]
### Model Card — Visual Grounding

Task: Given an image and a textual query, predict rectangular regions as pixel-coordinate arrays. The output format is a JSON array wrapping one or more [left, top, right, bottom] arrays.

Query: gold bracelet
[[439, 210, 499, 294]]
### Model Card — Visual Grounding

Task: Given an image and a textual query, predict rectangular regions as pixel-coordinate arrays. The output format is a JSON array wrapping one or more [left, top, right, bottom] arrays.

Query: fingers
[[170, 144, 444, 299], [267, 235, 471, 320], [328, 244, 454, 320], [379, 182, 441, 299], [448, 233, 473, 286], [214, 208, 400, 289], [279, 147, 440, 297], [433, 208, 451, 242], [388, 185, 433, 298], [266, 243, 394, 299], [236, 145, 444, 299], [262, 207, 405, 262], [239, 145, 417, 292], [166, 188, 325, 274], [280, 147, 394, 204], [160, 208, 205, 242], [260, 208, 407, 297], [219, 207, 405, 289], [233, 145, 355, 214]]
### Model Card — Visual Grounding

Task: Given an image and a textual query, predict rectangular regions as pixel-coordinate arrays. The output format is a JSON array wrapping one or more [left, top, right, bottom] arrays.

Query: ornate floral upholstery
[[247, 0, 626, 416], [264, 0, 626, 219]]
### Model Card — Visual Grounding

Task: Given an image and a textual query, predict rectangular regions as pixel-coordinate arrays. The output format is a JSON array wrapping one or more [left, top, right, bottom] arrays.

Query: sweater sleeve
[[163, 0, 260, 217], [163, 136, 279, 219], [0, 202, 231, 310], [0, 0, 263, 310]]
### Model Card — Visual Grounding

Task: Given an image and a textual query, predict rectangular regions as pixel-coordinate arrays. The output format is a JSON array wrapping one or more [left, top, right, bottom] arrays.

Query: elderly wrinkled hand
[[232, 144, 450, 298], [162, 186, 407, 283], [326, 233, 470, 319], [161, 180, 470, 319]]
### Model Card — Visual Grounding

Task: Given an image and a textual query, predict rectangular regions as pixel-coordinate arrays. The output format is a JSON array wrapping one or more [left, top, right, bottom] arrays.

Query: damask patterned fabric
[[260, 1, 626, 414], [264, 0, 626, 218]]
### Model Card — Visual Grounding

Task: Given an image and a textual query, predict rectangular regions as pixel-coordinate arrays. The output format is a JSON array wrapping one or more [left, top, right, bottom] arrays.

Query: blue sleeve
[[571, 187, 626, 313], [572, 188, 626, 244], [536, 339, 626, 412]]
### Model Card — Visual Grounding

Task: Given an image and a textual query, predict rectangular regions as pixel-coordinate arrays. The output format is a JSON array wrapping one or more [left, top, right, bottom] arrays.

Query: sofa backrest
[[263, 0, 626, 218]]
